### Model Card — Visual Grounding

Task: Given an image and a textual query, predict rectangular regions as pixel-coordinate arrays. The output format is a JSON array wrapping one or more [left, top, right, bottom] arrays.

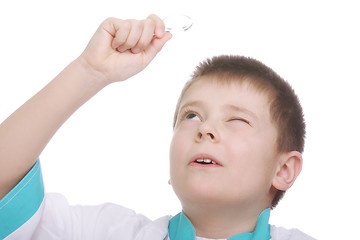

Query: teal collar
[[168, 208, 271, 240]]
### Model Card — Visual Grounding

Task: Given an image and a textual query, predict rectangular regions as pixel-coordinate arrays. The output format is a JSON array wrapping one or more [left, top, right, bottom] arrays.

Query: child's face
[[170, 77, 280, 210]]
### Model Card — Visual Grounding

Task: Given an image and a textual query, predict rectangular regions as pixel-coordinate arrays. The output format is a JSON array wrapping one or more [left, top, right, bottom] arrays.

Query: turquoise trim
[[168, 208, 271, 240], [0, 161, 44, 239], [228, 208, 271, 240], [169, 211, 196, 240]]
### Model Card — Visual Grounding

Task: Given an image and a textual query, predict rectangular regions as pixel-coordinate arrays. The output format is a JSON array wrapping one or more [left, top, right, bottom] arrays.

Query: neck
[[182, 202, 269, 239]]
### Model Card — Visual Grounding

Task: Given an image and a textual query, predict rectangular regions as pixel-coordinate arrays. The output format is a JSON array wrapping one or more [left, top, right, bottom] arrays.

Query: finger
[[111, 20, 131, 49], [131, 17, 157, 54], [147, 14, 165, 38], [143, 32, 172, 60], [116, 20, 143, 53]]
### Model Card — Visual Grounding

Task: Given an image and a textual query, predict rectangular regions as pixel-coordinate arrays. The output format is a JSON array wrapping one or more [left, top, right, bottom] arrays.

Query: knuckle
[[130, 19, 143, 31], [103, 17, 115, 23], [147, 14, 161, 22], [144, 18, 156, 29], [136, 40, 147, 50], [121, 21, 131, 32]]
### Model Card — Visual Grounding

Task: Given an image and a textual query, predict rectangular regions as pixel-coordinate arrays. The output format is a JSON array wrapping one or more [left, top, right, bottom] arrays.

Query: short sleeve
[[270, 225, 316, 240], [0, 160, 170, 240], [0, 160, 44, 239]]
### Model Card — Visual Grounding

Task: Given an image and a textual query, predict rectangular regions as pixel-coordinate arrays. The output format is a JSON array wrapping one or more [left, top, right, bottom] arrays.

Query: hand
[[79, 14, 172, 84]]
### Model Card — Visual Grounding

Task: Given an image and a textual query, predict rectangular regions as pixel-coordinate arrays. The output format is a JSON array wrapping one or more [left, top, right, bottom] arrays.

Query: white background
[[1, 1, 359, 239]]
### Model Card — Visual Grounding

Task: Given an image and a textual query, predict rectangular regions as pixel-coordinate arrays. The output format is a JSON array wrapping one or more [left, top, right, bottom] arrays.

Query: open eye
[[184, 112, 201, 121]]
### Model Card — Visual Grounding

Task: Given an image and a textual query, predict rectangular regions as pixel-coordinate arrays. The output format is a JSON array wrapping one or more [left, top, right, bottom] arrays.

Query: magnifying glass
[[163, 15, 193, 32]]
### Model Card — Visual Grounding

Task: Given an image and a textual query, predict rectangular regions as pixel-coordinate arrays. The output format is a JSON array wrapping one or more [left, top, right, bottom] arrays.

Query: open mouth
[[193, 158, 218, 165], [190, 154, 222, 167]]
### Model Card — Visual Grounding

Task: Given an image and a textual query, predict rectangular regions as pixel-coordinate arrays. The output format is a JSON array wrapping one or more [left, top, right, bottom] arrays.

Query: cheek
[[169, 133, 187, 198], [169, 131, 187, 174], [224, 133, 256, 162], [169, 131, 183, 158], [169, 137, 177, 172], [224, 135, 273, 178], [169, 124, 195, 157]]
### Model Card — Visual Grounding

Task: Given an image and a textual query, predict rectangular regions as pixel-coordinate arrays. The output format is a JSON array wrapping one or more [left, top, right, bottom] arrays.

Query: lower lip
[[189, 162, 222, 168]]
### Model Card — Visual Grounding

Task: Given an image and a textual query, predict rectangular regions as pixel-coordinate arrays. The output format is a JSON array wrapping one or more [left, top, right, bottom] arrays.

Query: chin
[[176, 186, 231, 206]]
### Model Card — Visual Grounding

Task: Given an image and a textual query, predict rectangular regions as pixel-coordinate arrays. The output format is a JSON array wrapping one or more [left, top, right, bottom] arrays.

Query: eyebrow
[[179, 101, 257, 119], [223, 104, 258, 120], [178, 101, 204, 113]]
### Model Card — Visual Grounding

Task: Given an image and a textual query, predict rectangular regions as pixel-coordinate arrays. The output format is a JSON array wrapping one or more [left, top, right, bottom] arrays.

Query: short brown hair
[[173, 55, 306, 208]]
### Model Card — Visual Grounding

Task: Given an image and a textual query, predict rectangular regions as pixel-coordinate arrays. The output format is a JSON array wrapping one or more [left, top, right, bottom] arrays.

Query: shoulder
[[0, 160, 170, 240], [270, 225, 316, 240], [40, 193, 171, 239], [12, 192, 170, 240]]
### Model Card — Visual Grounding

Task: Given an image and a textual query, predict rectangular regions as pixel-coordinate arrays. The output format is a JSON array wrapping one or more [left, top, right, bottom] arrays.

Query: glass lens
[[163, 15, 193, 32]]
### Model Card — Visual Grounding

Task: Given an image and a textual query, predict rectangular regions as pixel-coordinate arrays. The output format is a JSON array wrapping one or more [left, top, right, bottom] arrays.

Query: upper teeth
[[195, 158, 216, 164]]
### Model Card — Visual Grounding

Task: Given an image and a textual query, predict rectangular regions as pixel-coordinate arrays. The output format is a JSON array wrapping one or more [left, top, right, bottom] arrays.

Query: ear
[[272, 151, 303, 191], [168, 179, 171, 185]]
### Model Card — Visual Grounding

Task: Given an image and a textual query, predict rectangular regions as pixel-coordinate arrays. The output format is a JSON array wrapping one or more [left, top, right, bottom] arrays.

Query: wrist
[[74, 56, 111, 89]]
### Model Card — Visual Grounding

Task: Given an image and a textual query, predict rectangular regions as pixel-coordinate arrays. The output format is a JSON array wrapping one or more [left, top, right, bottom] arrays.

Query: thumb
[[143, 33, 172, 60]]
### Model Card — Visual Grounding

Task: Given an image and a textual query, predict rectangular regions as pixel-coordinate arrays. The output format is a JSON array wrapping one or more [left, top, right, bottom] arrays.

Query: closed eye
[[229, 117, 251, 126]]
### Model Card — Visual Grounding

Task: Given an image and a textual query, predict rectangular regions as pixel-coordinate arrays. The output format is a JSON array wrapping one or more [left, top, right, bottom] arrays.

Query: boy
[[0, 15, 314, 239]]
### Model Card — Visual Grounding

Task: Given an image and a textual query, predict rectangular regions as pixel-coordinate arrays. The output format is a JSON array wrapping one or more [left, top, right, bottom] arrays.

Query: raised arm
[[0, 15, 172, 199]]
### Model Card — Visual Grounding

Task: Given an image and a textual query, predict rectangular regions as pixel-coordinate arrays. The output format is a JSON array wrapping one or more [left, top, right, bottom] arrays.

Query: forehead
[[181, 76, 272, 111]]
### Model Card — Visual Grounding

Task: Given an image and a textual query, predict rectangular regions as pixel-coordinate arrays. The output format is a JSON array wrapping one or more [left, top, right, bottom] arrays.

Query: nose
[[195, 122, 219, 143]]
